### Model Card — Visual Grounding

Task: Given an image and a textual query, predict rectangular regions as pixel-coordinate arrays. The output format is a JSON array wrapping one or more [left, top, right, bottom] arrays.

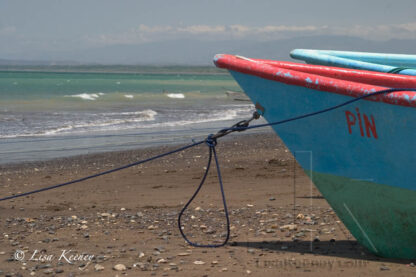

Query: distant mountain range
[[1, 35, 416, 66]]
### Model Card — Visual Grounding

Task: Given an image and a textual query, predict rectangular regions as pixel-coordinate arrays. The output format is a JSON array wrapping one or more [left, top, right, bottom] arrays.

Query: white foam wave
[[124, 94, 134, 99], [0, 109, 158, 138], [65, 93, 105, 100], [166, 93, 185, 99]]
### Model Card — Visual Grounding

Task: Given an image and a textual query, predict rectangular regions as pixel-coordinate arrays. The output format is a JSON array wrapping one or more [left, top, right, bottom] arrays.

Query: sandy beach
[[0, 132, 415, 276]]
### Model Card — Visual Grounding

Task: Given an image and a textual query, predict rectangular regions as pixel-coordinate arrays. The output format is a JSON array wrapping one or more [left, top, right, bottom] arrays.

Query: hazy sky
[[1, 0, 416, 59]]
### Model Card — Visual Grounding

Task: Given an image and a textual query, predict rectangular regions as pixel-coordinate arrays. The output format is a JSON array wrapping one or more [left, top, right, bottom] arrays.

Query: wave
[[148, 105, 254, 128], [166, 93, 185, 99], [0, 109, 158, 138], [65, 93, 105, 100], [0, 105, 255, 139], [124, 94, 134, 99]]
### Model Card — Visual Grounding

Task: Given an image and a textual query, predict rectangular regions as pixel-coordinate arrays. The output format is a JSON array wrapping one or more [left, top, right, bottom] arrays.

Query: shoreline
[[0, 132, 414, 276]]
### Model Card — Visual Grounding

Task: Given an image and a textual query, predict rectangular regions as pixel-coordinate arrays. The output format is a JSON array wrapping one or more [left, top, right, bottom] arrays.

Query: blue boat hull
[[229, 70, 416, 258]]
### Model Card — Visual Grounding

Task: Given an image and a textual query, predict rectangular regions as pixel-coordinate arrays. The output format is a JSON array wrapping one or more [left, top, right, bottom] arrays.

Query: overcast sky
[[1, 0, 416, 60]]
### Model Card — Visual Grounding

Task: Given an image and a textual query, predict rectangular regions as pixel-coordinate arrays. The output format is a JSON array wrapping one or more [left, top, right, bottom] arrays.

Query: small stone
[[269, 197, 276, 201], [43, 269, 53, 274], [380, 266, 390, 271], [211, 260, 218, 264], [193, 260, 205, 265], [113, 264, 127, 271], [205, 228, 215, 234], [101, 213, 111, 217], [221, 267, 228, 272], [120, 207, 126, 211], [247, 249, 255, 254], [157, 258, 167, 263], [246, 269, 252, 274], [247, 204, 254, 207], [55, 269, 64, 274], [194, 207, 201, 211], [280, 224, 297, 231], [296, 213, 305, 219], [138, 252, 145, 258], [148, 225, 156, 230], [95, 264, 105, 271], [178, 252, 190, 256]]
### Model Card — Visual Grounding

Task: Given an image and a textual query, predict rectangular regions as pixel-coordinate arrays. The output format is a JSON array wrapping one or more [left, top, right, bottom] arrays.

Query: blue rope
[[0, 140, 204, 202], [177, 135, 230, 247], [1, 87, 414, 248], [218, 88, 416, 133]]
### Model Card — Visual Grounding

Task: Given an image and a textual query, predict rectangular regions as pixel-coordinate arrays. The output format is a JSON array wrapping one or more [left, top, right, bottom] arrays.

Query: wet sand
[[0, 132, 414, 276]]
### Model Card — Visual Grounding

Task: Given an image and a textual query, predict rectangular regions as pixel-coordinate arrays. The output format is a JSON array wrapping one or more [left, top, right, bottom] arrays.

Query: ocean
[[0, 69, 267, 164]]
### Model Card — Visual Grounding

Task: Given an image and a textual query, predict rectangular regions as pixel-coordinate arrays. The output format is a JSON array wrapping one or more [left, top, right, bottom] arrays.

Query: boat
[[214, 54, 416, 259], [290, 49, 416, 76]]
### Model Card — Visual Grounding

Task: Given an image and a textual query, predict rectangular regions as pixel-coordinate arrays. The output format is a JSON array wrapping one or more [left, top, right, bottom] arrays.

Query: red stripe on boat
[[214, 54, 416, 108]]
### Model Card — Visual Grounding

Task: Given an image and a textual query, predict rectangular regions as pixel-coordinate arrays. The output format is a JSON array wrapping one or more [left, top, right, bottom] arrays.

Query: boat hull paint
[[228, 70, 416, 258], [290, 49, 416, 76], [309, 171, 416, 259]]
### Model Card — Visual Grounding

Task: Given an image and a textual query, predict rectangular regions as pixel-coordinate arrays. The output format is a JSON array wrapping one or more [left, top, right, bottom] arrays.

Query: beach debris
[[193, 260, 206, 265], [113, 264, 127, 271]]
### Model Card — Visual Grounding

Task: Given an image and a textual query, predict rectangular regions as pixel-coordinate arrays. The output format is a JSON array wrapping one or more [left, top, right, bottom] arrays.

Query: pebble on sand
[[178, 252, 191, 256], [113, 264, 127, 271], [95, 264, 105, 271], [193, 260, 206, 265]]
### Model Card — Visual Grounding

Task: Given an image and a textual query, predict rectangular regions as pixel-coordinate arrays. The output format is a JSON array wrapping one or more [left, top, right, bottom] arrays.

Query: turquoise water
[[0, 70, 263, 164]]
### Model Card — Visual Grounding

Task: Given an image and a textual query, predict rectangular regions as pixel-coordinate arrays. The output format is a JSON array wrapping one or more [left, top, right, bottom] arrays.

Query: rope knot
[[205, 134, 217, 147]]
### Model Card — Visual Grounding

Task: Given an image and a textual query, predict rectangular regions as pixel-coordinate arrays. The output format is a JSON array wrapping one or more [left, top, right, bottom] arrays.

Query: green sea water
[[0, 69, 264, 164]]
